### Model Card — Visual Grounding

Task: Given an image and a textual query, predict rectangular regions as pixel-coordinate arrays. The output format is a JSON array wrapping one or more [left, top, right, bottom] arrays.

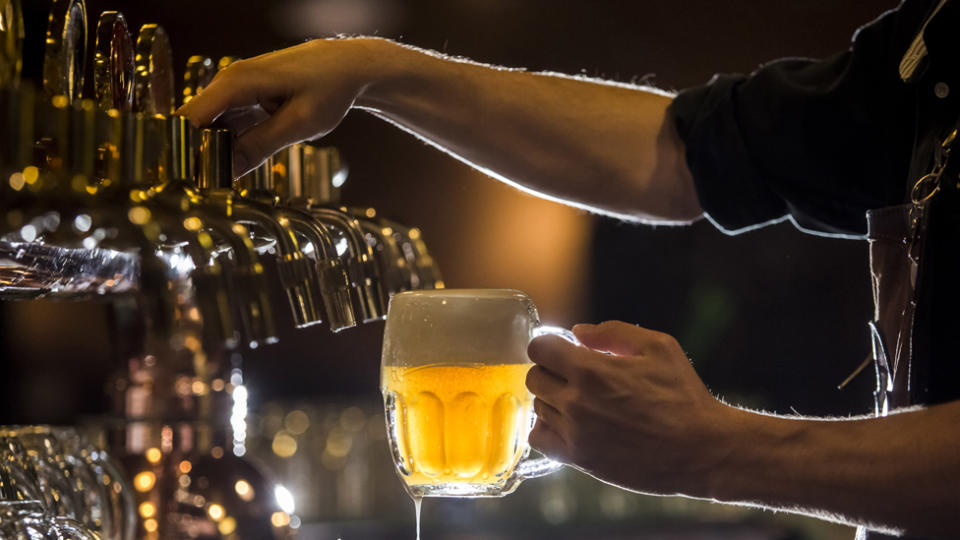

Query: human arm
[[526, 321, 960, 538], [178, 37, 701, 224]]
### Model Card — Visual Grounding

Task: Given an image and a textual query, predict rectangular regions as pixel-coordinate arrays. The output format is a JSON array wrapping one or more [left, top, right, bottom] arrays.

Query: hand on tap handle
[[177, 39, 379, 177]]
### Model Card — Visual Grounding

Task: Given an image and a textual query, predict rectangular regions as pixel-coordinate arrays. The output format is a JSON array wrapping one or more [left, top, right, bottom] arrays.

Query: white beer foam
[[383, 289, 539, 367]]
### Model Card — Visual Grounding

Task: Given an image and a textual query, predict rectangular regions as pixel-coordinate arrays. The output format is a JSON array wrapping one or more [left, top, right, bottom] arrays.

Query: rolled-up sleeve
[[669, 0, 932, 236]]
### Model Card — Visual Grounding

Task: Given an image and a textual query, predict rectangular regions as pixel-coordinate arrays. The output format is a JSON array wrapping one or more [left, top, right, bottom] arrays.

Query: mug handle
[[515, 325, 580, 480]]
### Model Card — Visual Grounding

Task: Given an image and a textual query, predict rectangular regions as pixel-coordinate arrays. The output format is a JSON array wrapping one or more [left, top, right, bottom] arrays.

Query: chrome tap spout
[[149, 116, 277, 347], [351, 207, 419, 297], [240, 162, 358, 331], [277, 144, 387, 321], [197, 129, 322, 329]]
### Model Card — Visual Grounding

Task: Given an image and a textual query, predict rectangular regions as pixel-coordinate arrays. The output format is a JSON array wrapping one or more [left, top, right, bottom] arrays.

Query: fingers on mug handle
[[519, 425, 566, 479]]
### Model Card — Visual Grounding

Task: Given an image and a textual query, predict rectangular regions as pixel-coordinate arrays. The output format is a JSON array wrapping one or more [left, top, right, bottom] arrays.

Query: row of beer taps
[[0, 1, 441, 537], [1, 0, 442, 356]]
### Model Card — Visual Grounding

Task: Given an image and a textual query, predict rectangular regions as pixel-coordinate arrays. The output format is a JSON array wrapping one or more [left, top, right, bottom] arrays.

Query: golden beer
[[381, 289, 566, 497], [382, 363, 534, 488]]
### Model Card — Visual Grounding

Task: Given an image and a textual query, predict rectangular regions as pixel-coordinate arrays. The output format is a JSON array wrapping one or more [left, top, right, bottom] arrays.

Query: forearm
[[352, 38, 701, 223], [705, 401, 960, 537]]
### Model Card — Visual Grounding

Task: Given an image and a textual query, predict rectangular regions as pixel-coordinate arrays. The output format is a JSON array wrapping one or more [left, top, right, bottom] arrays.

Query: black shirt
[[669, 0, 958, 238]]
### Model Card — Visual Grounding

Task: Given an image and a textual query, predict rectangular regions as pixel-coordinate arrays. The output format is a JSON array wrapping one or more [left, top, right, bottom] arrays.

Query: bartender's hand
[[177, 38, 383, 175], [525, 320, 730, 497]]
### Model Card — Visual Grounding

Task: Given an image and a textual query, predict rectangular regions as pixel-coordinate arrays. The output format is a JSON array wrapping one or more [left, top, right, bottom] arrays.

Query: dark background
[[2, 0, 898, 422]]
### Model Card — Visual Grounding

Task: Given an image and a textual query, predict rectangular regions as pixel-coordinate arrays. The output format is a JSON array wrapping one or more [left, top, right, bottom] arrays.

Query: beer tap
[[42, 0, 86, 103], [196, 128, 323, 329], [148, 116, 278, 348], [132, 24, 174, 116], [130, 39, 277, 347], [278, 144, 388, 321], [92, 11, 134, 112], [350, 205, 418, 297], [379, 218, 444, 291], [237, 156, 358, 331]]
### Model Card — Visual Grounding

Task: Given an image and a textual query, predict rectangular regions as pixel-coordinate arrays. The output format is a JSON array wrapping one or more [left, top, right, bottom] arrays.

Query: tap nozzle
[[198, 129, 323, 329]]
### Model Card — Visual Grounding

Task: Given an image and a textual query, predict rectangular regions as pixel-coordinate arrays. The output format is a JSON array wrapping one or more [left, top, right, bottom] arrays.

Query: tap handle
[[109, 112, 167, 187], [133, 23, 174, 115], [236, 156, 275, 195], [182, 55, 215, 106], [93, 11, 134, 112], [197, 128, 234, 190], [0, 0, 24, 88], [42, 0, 86, 103], [284, 143, 347, 204], [167, 114, 195, 182]]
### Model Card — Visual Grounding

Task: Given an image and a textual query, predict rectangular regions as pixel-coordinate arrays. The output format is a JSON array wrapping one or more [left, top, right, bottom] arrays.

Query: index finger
[[527, 334, 580, 380], [177, 60, 272, 127]]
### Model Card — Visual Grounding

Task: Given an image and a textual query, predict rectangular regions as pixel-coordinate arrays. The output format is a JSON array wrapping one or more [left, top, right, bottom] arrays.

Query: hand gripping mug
[[381, 289, 574, 497]]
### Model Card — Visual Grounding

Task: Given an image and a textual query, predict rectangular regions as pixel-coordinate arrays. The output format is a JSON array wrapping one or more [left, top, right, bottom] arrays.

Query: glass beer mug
[[381, 289, 572, 497]]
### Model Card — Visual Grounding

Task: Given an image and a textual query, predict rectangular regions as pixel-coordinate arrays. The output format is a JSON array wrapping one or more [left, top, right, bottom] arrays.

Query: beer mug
[[381, 289, 573, 497]]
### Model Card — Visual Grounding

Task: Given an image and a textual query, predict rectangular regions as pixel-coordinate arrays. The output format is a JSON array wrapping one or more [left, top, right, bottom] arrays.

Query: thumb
[[572, 320, 648, 356]]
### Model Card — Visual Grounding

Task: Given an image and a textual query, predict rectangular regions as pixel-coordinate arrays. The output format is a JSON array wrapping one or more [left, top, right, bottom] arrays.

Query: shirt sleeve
[[670, 0, 935, 236]]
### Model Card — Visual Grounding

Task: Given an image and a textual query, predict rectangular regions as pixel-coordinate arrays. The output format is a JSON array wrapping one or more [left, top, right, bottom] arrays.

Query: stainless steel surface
[[280, 144, 388, 322]]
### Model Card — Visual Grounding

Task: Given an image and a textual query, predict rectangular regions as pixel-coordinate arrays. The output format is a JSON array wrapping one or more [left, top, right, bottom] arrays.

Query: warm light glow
[[364, 207, 376, 218], [191, 380, 209, 396], [128, 206, 152, 225], [145, 447, 162, 464], [217, 517, 237, 535], [8, 172, 24, 191], [211, 446, 224, 459], [408, 227, 421, 240], [381, 226, 393, 236], [284, 410, 310, 435], [183, 216, 203, 231], [134, 471, 156, 492], [22, 166, 39, 184], [207, 503, 225, 521], [211, 379, 225, 392], [272, 432, 298, 458], [270, 511, 290, 528], [178, 460, 192, 474], [234, 480, 254, 501], [139, 502, 156, 518], [143, 518, 158, 532]]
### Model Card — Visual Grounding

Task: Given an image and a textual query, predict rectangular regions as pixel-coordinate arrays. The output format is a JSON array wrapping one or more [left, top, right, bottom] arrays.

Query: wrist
[[686, 402, 751, 500], [348, 37, 422, 110]]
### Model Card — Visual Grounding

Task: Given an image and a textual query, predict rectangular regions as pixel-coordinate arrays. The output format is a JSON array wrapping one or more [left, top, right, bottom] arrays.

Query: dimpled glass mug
[[381, 289, 574, 498]]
